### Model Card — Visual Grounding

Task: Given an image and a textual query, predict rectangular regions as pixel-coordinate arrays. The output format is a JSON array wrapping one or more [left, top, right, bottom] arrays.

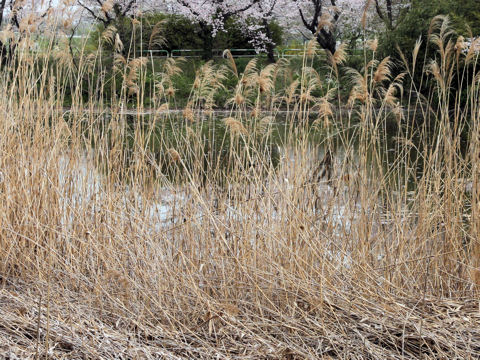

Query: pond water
[[61, 110, 407, 231]]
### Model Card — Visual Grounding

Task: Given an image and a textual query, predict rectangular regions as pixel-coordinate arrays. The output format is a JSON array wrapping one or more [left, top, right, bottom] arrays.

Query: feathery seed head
[[223, 117, 247, 136], [101, 0, 114, 13], [167, 148, 181, 162], [373, 57, 392, 83], [183, 106, 195, 122], [367, 38, 378, 52]]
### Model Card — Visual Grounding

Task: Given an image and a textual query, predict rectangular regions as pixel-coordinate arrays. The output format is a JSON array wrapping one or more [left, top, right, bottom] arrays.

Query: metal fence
[[141, 48, 324, 59]]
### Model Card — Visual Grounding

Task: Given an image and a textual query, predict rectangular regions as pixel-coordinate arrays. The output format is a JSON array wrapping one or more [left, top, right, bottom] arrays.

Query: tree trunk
[[263, 19, 276, 63], [386, 0, 393, 28], [0, 41, 7, 68], [316, 29, 336, 54], [199, 22, 214, 60], [0, 41, 15, 68]]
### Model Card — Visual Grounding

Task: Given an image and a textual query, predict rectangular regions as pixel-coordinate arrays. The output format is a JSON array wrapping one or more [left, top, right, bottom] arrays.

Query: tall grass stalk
[[0, 15, 480, 358]]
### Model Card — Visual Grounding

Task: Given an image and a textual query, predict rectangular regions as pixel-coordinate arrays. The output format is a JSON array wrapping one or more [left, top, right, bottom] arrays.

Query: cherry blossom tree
[[76, 0, 281, 59], [239, 0, 279, 62], [296, 0, 340, 53], [77, 0, 137, 26], [166, 0, 281, 59], [373, 0, 411, 30], [76, 0, 410, 59], [270, 0, 367, 52], [76, 0, 144, 58], [271, 0, 410, 52], [160, 0, 374, 56]]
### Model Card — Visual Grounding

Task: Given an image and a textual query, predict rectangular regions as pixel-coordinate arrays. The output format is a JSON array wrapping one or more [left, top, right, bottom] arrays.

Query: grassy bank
[[1, 16, 480, 358], [64, 41, 338, 109]]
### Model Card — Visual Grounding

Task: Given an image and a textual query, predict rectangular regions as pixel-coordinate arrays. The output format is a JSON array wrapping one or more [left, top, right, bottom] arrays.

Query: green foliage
[[89, 12, 283, 56], [379, 0, 480, 60], [214, 18, 283, 50], [82, 12, 285, 107], [378, 0, 452, 59], [374, 0, 480, 125], [140, 13, 203, 52], [449, 0, 480, 35]]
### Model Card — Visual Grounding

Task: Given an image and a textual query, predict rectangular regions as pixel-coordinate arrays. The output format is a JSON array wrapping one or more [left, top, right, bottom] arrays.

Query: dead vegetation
[[0, 15, 480, 359], [1, 280, 480, 358]]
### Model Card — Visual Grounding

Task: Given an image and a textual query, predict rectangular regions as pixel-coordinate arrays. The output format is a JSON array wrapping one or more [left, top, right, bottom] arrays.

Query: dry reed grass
[[0, 15, 480, 359]]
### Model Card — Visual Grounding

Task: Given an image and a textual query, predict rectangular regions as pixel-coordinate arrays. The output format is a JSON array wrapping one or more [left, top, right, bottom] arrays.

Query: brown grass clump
[[223, 117, 247, 136], [1, 14, 480, 360]]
